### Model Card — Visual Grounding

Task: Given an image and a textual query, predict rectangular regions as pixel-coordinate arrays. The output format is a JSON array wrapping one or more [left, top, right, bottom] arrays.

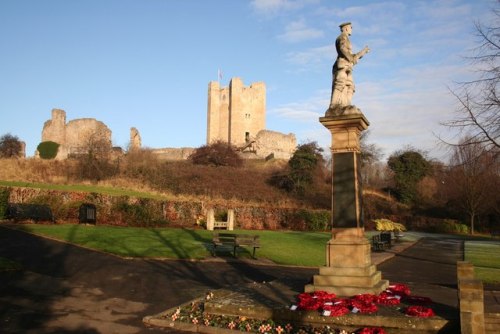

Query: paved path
[[0, 227, 314, 333], [0, 227, 498, 333]]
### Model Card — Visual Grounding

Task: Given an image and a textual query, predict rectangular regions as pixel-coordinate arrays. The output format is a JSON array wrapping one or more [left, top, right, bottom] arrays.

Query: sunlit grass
[[465, 241, 500, 284], [0, 180, 167, 199], [14, 224, 333, 266]]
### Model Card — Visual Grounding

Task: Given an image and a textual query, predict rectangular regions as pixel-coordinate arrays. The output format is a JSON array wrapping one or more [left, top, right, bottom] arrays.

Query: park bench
[[491, 230, 500, 238], [372, 232, 392, 251], [212, 233, 260, 258], [7, 203, 54, 223], [394, 230, 405, 242], [213, 221, 228, 229]]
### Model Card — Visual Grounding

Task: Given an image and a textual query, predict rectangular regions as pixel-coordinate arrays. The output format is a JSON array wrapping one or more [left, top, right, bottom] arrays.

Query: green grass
[[11, 224, 332, 267], [465, 241, 500, 284], [0, 180, 167, 200]]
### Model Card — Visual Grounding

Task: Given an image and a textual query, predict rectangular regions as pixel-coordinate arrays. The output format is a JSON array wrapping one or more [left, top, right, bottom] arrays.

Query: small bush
[[0, 187, 10, 219], [37, 141, 60, 159], [436, 219, 469, 234], [189, 141, 243, 167], [112, 198, 168, 227], [294, 209, 331, 231]]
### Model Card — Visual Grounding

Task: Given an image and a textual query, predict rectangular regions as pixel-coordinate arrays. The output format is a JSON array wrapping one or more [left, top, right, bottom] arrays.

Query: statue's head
[[339, 22, 352, 34]]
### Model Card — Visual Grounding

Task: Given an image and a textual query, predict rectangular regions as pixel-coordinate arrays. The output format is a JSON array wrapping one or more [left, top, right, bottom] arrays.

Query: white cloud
[[285, 44, 332, 65], [250, 0, 319, 16], [278, 18, 324, 43]]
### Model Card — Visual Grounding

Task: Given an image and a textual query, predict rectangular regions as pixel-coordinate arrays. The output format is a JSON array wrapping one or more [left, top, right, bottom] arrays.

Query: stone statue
[[327, 22, 369, 116]]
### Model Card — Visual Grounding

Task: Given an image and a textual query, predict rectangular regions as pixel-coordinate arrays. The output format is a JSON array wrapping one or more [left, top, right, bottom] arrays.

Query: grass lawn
[[465, 241, 500, 284], [0, 180, 168, 200], [11, 224, 332, 267]]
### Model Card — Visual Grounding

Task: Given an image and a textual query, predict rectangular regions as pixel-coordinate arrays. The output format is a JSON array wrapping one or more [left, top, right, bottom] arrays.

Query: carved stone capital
[[319, 112, 369, 152]]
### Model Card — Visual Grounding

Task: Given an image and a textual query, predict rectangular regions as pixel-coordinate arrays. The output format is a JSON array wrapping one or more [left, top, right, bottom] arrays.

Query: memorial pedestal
[[305, 112, 388, 296]]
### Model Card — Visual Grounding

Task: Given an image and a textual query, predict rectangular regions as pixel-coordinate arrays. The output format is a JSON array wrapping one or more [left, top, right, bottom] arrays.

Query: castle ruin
[[41, 109, 113, 160], [207, 77, 296, 160], [37, 77, 296, 161]]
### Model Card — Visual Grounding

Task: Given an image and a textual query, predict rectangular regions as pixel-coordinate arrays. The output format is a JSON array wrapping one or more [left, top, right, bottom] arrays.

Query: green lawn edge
[[464, 240, 500, 284]]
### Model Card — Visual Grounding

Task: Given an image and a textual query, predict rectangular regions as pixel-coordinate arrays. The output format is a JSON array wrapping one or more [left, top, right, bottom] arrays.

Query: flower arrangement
[[162, 283, 435, 334], [373, 219, 406, 232], [293, 283, 434, 319]]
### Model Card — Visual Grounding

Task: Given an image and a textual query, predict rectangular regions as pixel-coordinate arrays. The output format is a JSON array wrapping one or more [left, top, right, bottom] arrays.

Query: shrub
[[269, 142, 325, 195], [188, 141, 243, 167], [295, 209, 331, 231], [37, 141, 60, 159], [112, 197, 168, 227], [0, 187, 10, 219], [436, 219, 469, 234]]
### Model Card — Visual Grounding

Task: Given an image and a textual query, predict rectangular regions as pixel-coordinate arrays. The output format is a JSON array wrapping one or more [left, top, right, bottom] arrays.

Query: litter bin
[[79, 203, 96, 224]]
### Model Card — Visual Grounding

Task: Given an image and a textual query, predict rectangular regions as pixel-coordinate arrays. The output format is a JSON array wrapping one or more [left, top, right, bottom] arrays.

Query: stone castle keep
[[207, 77, 266, 147], [38, 77, 296, 160], [207, 78, 296, 160]]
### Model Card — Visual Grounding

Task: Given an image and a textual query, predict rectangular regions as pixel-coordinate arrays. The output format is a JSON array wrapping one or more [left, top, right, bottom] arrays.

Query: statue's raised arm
[[327, 22, 369, 116]]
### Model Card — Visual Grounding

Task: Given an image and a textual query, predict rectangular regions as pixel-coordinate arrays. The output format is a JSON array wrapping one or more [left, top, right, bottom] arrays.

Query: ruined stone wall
[[207, 77, 265, 147], [41, 109, 112, 159], [253, 130, 296, 160], [42, 109, 67, 146], [151, 147, 195, 160]]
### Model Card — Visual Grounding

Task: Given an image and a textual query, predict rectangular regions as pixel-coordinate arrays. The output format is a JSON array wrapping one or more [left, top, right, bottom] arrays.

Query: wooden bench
[[213, 221, 228, 229], [372, 232, 392, 251], [394, 230, 405, 242], [380, 231, 392, 248], [212, 233, 260, 258]]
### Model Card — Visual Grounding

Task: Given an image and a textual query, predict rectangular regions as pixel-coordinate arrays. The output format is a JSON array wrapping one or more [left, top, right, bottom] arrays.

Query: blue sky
[[0, 0, 496, 160]]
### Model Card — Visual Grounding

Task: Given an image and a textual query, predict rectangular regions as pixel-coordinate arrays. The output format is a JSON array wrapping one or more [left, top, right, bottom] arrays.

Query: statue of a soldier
[[327, 22, 370, 116]]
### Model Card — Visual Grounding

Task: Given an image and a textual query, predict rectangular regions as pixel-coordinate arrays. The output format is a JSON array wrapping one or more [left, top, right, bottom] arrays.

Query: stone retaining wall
[[3, 187, 330, 231]]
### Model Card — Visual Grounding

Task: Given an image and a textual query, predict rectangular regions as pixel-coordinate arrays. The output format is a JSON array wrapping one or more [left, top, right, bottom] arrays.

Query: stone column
[[457, 261, 485, 334], [227, 209, 235, 231], [206, 208, 215, 231], [305, 113, 388, 296]]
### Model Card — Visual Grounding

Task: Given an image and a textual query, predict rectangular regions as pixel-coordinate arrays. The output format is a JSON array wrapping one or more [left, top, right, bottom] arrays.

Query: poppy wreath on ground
[[350, 294, 379, 314], [356, 327, 387, 334], [376, 292, 401, 306], [405, 306, 435, 317], [386, 283, 411, 297], [322, 304, 350, 316], [350, 299, 378, 314], [296, 291, 337, 311]]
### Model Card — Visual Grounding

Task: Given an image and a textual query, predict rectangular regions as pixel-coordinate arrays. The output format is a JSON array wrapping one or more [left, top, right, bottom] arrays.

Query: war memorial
[[140, 22, 480, 334]]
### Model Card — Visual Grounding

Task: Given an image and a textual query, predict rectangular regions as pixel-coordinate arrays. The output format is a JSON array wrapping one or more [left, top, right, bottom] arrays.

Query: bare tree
[[442, 7, 500, 153], [360, 130, 385, 188], [0, 133, 23, 158], [74, 130, 116, 181], [446, 138, 498, 234]]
